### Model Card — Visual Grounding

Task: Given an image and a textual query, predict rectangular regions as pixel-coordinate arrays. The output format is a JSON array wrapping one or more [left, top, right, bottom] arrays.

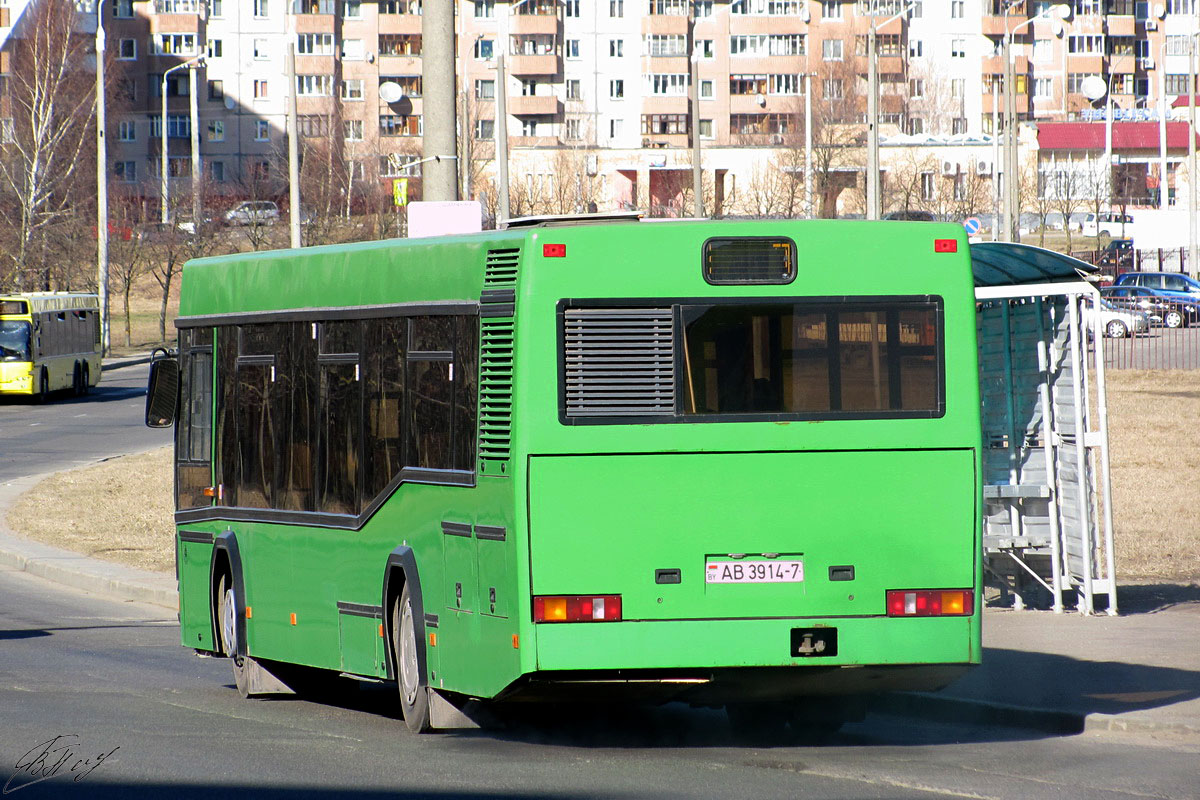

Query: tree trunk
[[123, 287, 132, 348]]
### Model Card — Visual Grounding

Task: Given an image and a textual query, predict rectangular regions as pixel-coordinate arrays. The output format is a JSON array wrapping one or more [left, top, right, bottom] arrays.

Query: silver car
[[224, 200, 279, 226]]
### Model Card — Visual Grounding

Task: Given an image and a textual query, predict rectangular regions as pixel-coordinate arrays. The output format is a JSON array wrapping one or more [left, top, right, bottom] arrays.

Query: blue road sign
[[963, 217, 981, 236]]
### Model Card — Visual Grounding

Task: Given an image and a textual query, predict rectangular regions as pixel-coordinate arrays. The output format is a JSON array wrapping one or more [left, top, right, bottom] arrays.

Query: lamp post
[[95, 5, 109, 353], [159, 54, 204, 225], [1190, 34, 1198, 275], [1159, 39, 1168, 211], [1000, 2, 1071, 242], [865, 0, 918, 221]]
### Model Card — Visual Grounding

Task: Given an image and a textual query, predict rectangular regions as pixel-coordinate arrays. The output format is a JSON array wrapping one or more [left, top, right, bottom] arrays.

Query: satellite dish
[[224, 96, 235, 110], [756, 93, 766, 106], [1080, 76, 1108, 101], [799, 6, 810, 22], [1154, 2, 1166, 18], [378, 81, 404, 103], [1051, 19, 1064, 37]]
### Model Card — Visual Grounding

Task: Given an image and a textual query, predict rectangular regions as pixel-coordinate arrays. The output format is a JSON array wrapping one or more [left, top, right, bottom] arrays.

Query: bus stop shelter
[[970, 242, 1118, 616]]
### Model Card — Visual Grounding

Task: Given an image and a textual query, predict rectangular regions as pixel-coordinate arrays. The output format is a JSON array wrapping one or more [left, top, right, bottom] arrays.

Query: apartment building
[[1, 0, 1198, 216]]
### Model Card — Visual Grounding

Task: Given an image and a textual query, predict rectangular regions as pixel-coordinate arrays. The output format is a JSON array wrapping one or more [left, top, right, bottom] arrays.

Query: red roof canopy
[[1170, 95, 1200, 108], [1037, 121, 1200, 151]]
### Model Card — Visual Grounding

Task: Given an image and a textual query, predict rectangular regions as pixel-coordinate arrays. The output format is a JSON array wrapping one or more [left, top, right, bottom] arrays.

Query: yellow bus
[[0, 293, 102, 398]]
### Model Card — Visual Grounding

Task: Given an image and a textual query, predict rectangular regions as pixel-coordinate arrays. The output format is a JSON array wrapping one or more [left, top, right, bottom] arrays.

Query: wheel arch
[[211, 530, 247, 659], [381, 547, 426, 686]]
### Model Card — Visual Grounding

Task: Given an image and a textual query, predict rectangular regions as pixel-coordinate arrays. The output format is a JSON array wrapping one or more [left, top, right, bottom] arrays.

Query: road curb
[[0, 541, 178, 610], [1082, 713, 1200, 739], [101, 355, 155, 372]]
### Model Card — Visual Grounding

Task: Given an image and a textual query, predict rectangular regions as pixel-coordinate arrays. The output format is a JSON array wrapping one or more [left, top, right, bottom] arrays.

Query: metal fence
[[1098, 324, 1200, 369]]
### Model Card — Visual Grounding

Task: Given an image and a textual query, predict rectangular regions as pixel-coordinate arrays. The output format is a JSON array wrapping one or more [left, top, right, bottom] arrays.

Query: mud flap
[[233, 656, 297, 698], [428, 689, 496, 729]]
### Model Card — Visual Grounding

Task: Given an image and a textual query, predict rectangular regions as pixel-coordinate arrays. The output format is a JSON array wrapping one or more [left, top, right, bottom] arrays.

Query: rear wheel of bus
[[391, 584, 431, 732]]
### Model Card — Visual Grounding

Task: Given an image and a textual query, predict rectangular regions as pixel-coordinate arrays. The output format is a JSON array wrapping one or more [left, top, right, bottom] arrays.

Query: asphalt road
[[0, 362, 169, 482], [1, 565, 1198, 800]]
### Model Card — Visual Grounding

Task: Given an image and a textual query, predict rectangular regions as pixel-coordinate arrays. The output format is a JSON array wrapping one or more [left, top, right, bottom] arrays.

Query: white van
[[1080, 212, 1135, 240]]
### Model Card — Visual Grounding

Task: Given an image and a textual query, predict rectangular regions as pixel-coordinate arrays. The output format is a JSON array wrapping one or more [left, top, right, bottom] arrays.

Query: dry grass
[[5, 371, 1200, 582], [1105, 370, 1200, 582], [7, 447, 175, 574], [107, 280, 180, 358]]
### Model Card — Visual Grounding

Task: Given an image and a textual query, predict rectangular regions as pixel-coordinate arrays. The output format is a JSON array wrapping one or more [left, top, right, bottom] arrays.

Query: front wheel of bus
[[217, 574, 253, 698], [35, 368, 50, 402], [392, 584, 431, 732], [80, 363, 91, 395]]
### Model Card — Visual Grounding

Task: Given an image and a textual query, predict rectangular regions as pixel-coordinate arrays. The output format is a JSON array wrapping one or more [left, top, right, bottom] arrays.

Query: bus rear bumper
[[524, 614, 979, 702]]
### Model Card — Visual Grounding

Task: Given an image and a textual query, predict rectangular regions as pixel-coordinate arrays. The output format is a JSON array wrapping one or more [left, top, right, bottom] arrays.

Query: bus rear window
[[681, 301, 941, 417], [703, 238, 796, 285]]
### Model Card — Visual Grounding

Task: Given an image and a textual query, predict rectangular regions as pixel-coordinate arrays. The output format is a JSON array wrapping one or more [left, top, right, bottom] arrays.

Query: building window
[[610, 0, 624, 16], [951, 0, 963, 16], [951, 39, 965, 58], [951, 78, 965, 98], [471, 119, 494, 140], [609, 118, 623, 137], [344, 119, 364, 140], [641, 113, 689, 135], [473, 39, 493, 59], [114, 161, 136, 182], [255, 120, 270, 140], [297, 33, 333, 55], [696, 0, 713, 15], [208, 161, 225, 182], [254, 39, 269, 59], [610, 79, 624, 99], [211, 0, 223, 16], [1069, 35, 1104, 54], [118, 38, 136, 60], [909, 78, 924, 98], [475, 79, 495, 99], [822, 39, 843, 61], [254, 80, 269, 99], [151, 34, 197, 56], [649, 73, 688, 96], [297, 75, 333, 96], [565, 0, 579, 14], [610, 39, 624, 57], [952, 117, 967, 135], [207, 39, 223, 58], [208, 79, 223, 101], [207, 120, 225, 141], [521, 119, 538, 137], [1034, 77, 1053, 98], [699, 119, 713, 138], [909, 39, 923, 58], [700, 79, 713, 99], [821, 0, 841, 18], [113, 0, 133, 18], [920, 172, 934, 200], [823, 78, 843, 99], [380, 114, 421, 136], [1032, 38, 1051, 63], [566, 79, 580, 100], [907, 117, 924, 135], [474, 0, 494, 16], [342, 79, 364, 100], [565, 118, 581, 139], [567, 39, 580, 59], [344, 0, 361, 17], [253, 0, 269, 17], [117, 120, 136, 141]]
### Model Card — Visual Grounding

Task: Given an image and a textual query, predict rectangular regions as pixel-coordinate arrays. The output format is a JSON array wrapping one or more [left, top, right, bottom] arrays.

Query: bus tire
[[81, 363, 91, 395], [392, 584, 431, 733], [216, 573, 254, 698], [36, 368, 50, 402], [72, 362, 83, 396]]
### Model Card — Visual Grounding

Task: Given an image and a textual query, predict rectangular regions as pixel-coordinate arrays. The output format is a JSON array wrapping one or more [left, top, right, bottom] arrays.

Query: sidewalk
[[1, 461, 1198, 742]]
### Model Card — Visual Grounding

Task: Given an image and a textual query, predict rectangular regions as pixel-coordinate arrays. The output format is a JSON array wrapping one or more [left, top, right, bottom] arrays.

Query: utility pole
[[95, 5, 109, 353], [496, 51, 510, 220], [288, 43, 301, 248], [423, 0, 458, 202], [189, 66, 201, 237], [689, 20, 702, 218]]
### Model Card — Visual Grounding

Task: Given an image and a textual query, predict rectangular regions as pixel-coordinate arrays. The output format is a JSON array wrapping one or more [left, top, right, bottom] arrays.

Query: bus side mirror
[[145, 358, 179, 428]]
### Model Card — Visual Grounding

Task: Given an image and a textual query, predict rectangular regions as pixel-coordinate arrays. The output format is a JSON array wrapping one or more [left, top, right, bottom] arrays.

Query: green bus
[[147, 216, 982, 735]]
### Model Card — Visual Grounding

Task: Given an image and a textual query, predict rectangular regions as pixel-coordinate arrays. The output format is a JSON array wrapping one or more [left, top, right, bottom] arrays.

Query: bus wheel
[[36, 368, 50, 402], [81, 363, 91, 395], [72, 362, 83, 396], [392, 584, 431, 732], [217, 574, 253, 698]]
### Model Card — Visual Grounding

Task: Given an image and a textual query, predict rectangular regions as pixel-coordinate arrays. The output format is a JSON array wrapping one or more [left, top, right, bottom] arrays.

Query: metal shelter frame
[[970, 243, 1118, 616]]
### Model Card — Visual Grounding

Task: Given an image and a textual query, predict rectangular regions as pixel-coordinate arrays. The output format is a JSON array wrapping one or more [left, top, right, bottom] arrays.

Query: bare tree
[[1024, 161, 1056, 247], [1048, 162, 1087, 252], [106, 194, 152, 347], [0, 0, 96, 290]]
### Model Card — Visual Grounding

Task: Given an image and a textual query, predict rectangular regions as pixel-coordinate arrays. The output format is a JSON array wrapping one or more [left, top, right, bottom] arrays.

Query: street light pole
[[1159, 39, 1168, 211], [1190, 36, 1197, 276], [866, 1, 917, 221], [159, 54, 204, 226], [423, 0, 457, 201], [95, 5, 109, 354]]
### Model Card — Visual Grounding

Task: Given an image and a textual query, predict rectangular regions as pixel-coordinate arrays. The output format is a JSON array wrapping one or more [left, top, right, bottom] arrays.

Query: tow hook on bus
[[790, 628, 838, 658]]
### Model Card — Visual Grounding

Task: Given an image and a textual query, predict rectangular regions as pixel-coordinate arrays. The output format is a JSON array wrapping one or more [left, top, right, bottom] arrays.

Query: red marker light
[[934, 239, 958, 253], [543, 243, 566, 258]]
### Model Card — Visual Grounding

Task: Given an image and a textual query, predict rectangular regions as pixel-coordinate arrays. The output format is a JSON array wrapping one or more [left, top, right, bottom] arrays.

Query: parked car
[[1080, 212, 1136, 240], [1113, 271, 1200, 298], [1097, 238, 1134, 270], [1100, 285, 1200, 328], [882, 210, 937, 222], [1083, 296, 1150, 339], [224, 200, 279, 226]]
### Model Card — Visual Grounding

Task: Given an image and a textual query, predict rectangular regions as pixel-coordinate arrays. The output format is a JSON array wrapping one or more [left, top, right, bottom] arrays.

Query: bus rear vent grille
[[564, 308, 675, 417], [478, 317, 514, 470], [484, 248, 520, 287]]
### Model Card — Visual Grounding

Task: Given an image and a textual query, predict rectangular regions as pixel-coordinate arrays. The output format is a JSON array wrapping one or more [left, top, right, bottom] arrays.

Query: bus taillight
[[886, 590, 974, 617], [533, 595, 622, 623]]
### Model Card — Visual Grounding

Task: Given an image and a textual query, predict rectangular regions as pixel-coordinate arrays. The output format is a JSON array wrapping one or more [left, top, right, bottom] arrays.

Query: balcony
[[291, 0, 336, 14], [510, 135, 561, 148], [510, 13, 558, 36], [981, 13, 1030, 38], [982, 92, 1030, 115], [1106, 14, 1136, 37], [508, 54, 560, 76], [641, 133, 690, 149], [982, 55, 1030, 75], [1068, 54, 1105, 74], [507, 95, 561, 115]]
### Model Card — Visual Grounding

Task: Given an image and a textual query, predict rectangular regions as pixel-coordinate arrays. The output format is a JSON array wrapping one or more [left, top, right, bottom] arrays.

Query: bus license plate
[[705, 560, 804, 584]]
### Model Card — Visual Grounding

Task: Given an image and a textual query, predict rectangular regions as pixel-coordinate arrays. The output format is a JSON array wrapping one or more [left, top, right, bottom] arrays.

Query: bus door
[[176, 327, 217, 650]]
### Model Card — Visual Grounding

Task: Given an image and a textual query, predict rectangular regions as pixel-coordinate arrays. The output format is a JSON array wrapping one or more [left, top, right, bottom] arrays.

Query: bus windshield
[[0, 321, 31, 362]]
